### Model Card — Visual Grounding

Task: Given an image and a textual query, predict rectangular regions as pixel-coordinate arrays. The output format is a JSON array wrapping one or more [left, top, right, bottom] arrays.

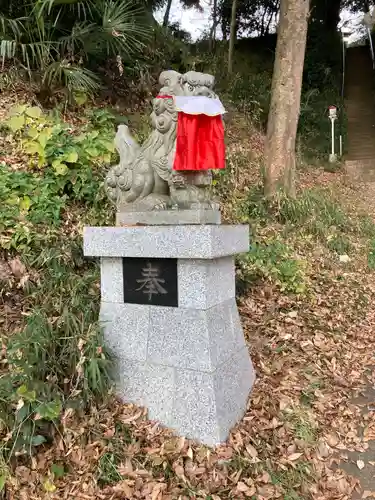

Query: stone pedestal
[[83, 225, 255, 446], [116, 209, 221, 226]]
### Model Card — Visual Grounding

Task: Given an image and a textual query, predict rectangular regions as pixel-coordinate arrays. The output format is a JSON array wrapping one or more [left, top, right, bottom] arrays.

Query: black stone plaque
[[122, 257, 178, 307]]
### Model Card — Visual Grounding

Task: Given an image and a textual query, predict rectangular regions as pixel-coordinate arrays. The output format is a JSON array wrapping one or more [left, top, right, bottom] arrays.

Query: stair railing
[[340, 29, 346, 157], [341, 30, 346, 100], [363, 11, 375, 68], [367, 26, 375, 69]]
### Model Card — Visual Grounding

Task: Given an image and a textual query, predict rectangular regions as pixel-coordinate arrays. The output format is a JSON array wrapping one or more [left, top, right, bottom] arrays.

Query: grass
[[0, 242, 112, 463], [368, 239, 375, 269], [242, 186, 352, 236], [231, 181, 375, 299], [237, 239, 307, 295], [97, 453, 122, 486], [300, 380, 323, 407], [287, 408, 317, 445], [269, 461, 315, 500]]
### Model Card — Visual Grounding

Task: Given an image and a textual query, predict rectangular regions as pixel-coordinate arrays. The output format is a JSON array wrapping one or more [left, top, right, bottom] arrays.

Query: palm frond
[[0, 0, 151, 95], [0, 38, 59, 73], [0, 40, 17, 59], [73, 0, 94, 21], [96, 0, 150, 56], [63, 65, 100, 92], [101, 0, 146, 29], [59, 21, 96, 55], [0, 15, 26, 38], [43, 61, 100, 92], [34, 0, 94, 18]]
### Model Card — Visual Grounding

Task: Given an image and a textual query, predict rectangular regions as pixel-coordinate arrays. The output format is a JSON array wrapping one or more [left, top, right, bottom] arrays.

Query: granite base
[[84, 224, 255, 446]]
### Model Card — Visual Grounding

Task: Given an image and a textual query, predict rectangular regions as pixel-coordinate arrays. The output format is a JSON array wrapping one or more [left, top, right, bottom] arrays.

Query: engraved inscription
[[136, 262, 167, 301], [123, 257, 178, 307]]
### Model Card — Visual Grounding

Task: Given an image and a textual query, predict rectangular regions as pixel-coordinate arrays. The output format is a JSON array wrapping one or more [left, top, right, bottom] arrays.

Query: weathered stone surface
[[83, 225, 249, 259], [147, 299, 245, 371], [172, 347, 254, 445], [100, 299, 246, 372], [115, 358, 175, 424], [213, 347, 254, 438], [100, 302, 149, 362], [112, 347, 254, 446], [100, 258, 124, 303], [178, 257, 235, 309], [116, 209, 221, 226], [148, 305, 211, 371]]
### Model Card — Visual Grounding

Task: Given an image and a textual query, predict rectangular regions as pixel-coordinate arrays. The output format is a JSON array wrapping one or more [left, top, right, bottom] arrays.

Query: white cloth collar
[[173, 96, 226, 116]]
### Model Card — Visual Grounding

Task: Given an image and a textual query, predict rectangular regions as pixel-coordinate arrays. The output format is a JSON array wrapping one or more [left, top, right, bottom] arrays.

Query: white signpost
[[328, 105, 338, 163]]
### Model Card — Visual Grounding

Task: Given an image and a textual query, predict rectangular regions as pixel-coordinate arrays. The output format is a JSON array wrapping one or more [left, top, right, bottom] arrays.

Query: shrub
[[1, 105, 116, 252], [0, 105, 116, 463], [0, 256, 111, 462], [238, 239, 307, 295], [298, 87, 345, 161], [0, 0, 150, 99], [303, 23, 342, 91], [5, 104, 116, 182]]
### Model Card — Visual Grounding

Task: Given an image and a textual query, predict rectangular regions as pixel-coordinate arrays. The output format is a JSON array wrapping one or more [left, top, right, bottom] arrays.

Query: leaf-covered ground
[[2, 88, 375, 499]]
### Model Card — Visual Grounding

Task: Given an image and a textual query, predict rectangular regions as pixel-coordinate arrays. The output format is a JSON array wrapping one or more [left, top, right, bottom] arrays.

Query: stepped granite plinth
[[83, 224, 255, 446]]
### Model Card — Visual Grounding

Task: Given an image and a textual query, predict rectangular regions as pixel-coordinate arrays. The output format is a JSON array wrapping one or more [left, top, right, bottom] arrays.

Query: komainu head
[[180, 71, 216, 97], [157, 70, 217, 98]]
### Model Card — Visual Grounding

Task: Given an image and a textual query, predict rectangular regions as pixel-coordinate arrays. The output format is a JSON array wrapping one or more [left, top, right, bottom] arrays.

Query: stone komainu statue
[[105, 70, 222, 212]]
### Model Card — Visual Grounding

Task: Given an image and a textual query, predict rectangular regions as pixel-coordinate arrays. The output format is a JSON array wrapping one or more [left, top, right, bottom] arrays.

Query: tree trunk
[[228, 0, 237, 74], [263, 0, 310, 197], [209, 0, 218, 51], [163, 0, 173, 26]]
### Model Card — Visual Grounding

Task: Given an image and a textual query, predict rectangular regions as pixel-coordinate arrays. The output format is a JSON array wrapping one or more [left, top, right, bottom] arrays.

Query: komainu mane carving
[[105, 70, 221, 212]]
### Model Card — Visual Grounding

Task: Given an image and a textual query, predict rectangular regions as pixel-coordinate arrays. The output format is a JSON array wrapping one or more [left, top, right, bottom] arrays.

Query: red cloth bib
[[173, 113, 225, 171], [156, 95, 225, 171]]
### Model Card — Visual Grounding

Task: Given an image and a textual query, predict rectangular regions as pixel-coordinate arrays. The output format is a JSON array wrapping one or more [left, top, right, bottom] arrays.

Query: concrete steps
[[344, 46, 375, 180], [345, 159, 375, 182]]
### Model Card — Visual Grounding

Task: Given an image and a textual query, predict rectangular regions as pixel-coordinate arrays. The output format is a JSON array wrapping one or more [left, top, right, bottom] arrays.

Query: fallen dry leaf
[[9, 257, 26, 278], [357, 459, 366, 470], [317, 440, 331, 459], [363, 491, 375, 499], [246, 443, 258, 458], [326, 432, 339, 447]]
